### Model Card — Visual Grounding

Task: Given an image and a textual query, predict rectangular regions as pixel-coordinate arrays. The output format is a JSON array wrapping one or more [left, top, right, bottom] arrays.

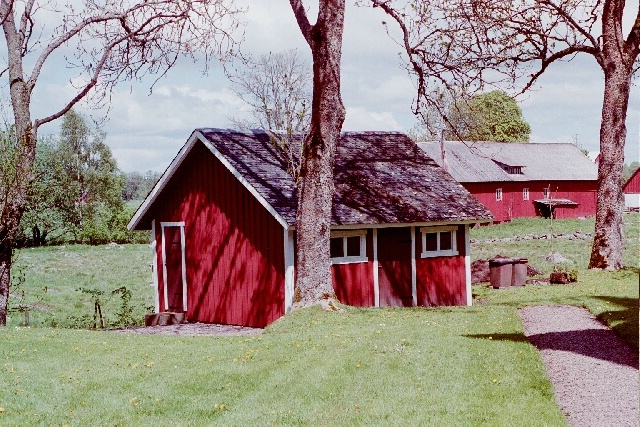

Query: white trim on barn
[[284, 229, 295, 314], [198, 133, 289, 229], [411, 226, 417, 307], [329, 230, 368, 264], [373, 228, 379, 307], [160, 221, 188, 312], [464, 225, 472, 306], [128, 131, 290, 231], [151, 219, 160, 313], [324, 219, 490, 231], [419, 225, 459, 258]]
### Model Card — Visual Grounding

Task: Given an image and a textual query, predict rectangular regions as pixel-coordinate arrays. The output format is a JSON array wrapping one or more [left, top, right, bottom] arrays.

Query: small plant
[[77, 287, 106, 329], [8, 265, 47, 326], [111, 286, 137, 328]]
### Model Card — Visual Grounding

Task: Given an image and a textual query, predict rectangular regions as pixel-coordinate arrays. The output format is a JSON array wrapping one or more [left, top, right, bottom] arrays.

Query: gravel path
[[519, 305, 639, 427], [110, 322, 263, 336]]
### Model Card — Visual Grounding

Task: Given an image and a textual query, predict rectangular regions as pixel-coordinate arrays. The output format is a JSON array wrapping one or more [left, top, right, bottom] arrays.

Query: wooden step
[[144, 312, 186, 327]]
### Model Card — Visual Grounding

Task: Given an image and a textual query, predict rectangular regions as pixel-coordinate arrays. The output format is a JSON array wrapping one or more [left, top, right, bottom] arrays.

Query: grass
[[1, 306, 565, 426], [471, 214, 639, 273], [0, 214, 637, 425], [8, 244, 153, 329]]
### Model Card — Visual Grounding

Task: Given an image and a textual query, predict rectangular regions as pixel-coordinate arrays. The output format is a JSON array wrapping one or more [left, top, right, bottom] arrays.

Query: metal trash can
[[511, 258, 528, 287], [489, 258, 513, 289]]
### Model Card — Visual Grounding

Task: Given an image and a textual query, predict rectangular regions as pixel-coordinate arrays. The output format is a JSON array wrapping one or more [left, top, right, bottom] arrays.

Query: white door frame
[[160, 221, 187, 312]]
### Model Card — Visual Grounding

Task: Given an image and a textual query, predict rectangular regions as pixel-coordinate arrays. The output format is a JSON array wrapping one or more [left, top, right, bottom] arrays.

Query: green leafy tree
[[0, 0, 241, 325], [414, 89, 531, 142], [448, 91, 531, 142], [122, 171, 161, 202], [21, 111, 136, 246], [55, 111, 124, 243]]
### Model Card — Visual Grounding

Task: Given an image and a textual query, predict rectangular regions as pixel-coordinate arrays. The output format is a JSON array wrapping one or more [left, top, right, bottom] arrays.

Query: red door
[[377, 228, 413, 307], [164, 226, 185, 312]]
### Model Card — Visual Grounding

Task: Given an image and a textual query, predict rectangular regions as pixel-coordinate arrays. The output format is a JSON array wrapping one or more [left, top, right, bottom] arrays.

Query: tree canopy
[[417, 89, 531, 142], [452, 91, 531, 142], [374, 0, 639, 270]]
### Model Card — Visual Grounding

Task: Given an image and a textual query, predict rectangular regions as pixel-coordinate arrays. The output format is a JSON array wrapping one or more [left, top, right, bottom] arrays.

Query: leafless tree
[[228, 49, 312, 179], [0, 0, 242, 325], [373, 0, 639, 270], [289, 0, 346, 307]]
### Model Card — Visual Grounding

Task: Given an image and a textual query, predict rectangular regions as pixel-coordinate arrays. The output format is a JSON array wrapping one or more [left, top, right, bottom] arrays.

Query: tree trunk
[[588, 0, 635, 270], [588, 68, 630, 269], [0, 7, 38, 325], [292, 1, 347, 305], [0, 243, 10, 325]]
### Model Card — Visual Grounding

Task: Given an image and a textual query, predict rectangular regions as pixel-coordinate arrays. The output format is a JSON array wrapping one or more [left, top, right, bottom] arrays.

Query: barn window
[[523, 188, 530, 201], [543, 187, 550, 199], [330, 230, 367, 264], [496, 188, 503, 201], [420, 226, 459, 258]]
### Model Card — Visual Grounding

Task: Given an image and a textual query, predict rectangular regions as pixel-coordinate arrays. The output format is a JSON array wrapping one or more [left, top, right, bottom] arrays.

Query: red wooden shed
[[419, 141, 598, 222], [624, 167, 640, 210], [129, 129, 492, 328]]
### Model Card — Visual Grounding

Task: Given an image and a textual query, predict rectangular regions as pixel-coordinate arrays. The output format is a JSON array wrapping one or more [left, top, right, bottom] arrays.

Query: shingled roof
[[418, 141, 598, 183], [129, 129, 492, 230]]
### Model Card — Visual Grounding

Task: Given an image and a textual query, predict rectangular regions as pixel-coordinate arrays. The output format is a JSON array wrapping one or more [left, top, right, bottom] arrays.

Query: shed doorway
[[161, 222, 187, 312], [377, 228, 413, 307]]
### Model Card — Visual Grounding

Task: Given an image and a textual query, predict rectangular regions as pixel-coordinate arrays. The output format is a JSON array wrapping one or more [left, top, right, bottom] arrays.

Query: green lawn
[[0, 214, 638, 426]]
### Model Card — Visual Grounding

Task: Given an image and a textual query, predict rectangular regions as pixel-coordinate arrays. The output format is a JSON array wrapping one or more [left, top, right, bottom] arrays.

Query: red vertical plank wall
[[153, 142, 285, 328], [624, 170, 640, 193], [331, 231, 375, 307], [415, 225, 467, 306], [466, 181, 597, 222]]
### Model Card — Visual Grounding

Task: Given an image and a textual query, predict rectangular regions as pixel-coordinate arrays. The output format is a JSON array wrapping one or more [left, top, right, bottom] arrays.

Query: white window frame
[[160, 221, 188, 312], [420, 226, 459, 258], [543, 187, 550, 199], [330, 230, 368, 264], [523, 188, 530, 201], [496, 188, 503, 201]]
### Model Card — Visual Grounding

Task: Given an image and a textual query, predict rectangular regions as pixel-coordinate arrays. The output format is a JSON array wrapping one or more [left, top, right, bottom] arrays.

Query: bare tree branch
[[289, 0, 314, 46]]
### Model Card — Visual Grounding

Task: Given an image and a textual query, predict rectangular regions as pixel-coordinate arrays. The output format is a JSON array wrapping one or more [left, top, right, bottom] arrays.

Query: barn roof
[[418, 141, 598, 183], [129, 129, 492, 230]]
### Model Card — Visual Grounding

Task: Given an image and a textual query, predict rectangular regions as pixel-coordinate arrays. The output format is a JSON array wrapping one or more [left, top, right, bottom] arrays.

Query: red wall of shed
[[331, 231, 375, 307], [152, 142, 285, 328], [465, 181, 597, 222], [415, 224, 467, 306], [625, 170, 640, 194]]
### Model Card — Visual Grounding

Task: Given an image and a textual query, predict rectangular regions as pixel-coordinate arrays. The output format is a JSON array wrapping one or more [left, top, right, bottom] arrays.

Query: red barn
[[128, 129, 492, 328], [624, 168, 640, 211], [419, 141, 598, 222]]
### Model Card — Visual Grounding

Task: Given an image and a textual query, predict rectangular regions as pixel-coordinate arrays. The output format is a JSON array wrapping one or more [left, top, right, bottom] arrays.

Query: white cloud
[[344, 107, 403, 131], [24, 1, 640, 172]]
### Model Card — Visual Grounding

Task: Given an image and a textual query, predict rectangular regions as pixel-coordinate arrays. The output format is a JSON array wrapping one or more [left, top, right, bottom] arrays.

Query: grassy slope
[[0, 214, 637, 425], [8, 244, 153, 328]]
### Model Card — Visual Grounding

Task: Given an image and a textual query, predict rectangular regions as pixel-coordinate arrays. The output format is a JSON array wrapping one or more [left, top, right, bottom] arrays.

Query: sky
[[20, 1, 640, 172]]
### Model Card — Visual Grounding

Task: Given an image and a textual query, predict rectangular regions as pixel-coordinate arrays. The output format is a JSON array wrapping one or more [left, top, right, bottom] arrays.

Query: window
[[543, 187, 550, 199], [523, 188, 530, 201], [330, 230, 367, 264], [420, 226, 459, 258], [493, 160, 523, 175], [496, 188, 503, 201]]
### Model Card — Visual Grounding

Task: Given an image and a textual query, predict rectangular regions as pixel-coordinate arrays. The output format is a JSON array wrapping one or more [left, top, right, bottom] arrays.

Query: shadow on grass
[[466, 330, 639, 369], [594, 295, 639, 353]]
